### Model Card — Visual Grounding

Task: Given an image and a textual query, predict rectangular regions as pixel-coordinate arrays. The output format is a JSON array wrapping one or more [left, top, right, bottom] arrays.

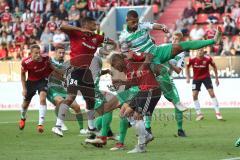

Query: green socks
[[144, 116, 152, 129], [76, 114, 84, 130], [101, 112, 113, 136], [119, 117, 129, 144], [175, 108, 183, 130], [179, 39, 215, 51]]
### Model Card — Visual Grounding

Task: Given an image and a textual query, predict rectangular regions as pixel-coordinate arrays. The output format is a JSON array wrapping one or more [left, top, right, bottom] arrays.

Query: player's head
[[55, 45, 65, 62], [126, 10, 139, 32], [81, 17, 97, 31], [110, 54, 126, 72], [197, 48, 206, 57], [30, 44, 41, 62], [172, 31, 183, 43]]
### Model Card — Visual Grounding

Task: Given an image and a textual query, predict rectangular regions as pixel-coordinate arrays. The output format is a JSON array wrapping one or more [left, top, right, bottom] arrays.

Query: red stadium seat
[[194, 3, 202, 12], [210, 13, 221, 21], [196, 14, 208, 24], [153, 4, 159, 14], [232, 35, 238, 42]]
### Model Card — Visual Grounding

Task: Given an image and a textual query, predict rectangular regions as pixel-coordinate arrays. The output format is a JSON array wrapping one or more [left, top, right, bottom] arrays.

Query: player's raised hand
[[215, 78, 219, 86], [160, 24, 169, 33]]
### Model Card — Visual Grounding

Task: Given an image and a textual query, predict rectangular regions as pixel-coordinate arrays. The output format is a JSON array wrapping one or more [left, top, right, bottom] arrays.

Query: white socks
[[212, 97, 220, 113], [38, 104, 47, 125], [134, 120, 147, 145], [194, 100, 201, 115], [87, 110, 95, 129], [56, 103, 69, 127]]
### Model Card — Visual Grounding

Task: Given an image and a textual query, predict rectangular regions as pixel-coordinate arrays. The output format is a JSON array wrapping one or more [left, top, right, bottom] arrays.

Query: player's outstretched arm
[[152, 23, 169, 33]]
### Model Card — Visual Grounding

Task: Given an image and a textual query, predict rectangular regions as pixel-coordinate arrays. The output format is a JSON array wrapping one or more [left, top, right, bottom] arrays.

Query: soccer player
[[145, 31, 187, 137], [119, 10, 222, 71], [19, 44, 53, 133], [52, 17, 115, 137], [47, 45, 85, 133], [186, 48, 223, 121]]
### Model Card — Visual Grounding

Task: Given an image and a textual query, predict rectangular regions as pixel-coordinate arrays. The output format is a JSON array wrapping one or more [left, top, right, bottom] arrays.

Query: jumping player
[[52, 17, 115, 137]]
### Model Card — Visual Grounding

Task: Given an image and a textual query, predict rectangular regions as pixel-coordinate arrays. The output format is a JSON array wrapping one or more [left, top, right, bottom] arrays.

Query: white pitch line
[[222, 157, 240, 160]]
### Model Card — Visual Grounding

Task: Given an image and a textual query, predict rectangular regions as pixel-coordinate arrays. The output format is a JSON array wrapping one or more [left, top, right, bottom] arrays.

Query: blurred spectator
[[190, 24, 205, 40], [176, 17, 189, 35], [64, 0, 75, 12], [14, 30, 26, 49], [44, 0, 54, 20], [30, 0, 44, 13], [23, 18, 35, 38], [87, 0, 99, 19], [52, 28, 67, 48], [231, 3, 240, 21], [223, 15, 237, 35], [33, 13, 43, 28], [221, 36, 234, 56], [76, 0, 88, 18], [195, 0, 214, 14], [13, 7, 23, 19], [0, 44, 7, 60], [12, 16, 22, 34], [233, 35, 240, 55], [21, 8, 34, 22], [0, 0, 9, 13], [46, 15, 57, 33], [182, 1, 196, 25], [18, 0, 25, 12], [0, 31, 12, 48], [225, 0, 236, 13], [1, 6, 12, 23], [68, 5, 80, 26], [55, 4, 69, 21], [212, 0, 225, 14], [204, 23, 216, 39], [40, 27, 53, 52]]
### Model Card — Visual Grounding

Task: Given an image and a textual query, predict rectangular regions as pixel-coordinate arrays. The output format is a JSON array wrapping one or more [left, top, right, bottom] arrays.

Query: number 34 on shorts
[[68, 78, 78, 86]]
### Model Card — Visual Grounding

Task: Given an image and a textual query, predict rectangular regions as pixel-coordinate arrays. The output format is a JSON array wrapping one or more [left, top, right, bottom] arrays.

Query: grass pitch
[[0, 108, 240, 160]]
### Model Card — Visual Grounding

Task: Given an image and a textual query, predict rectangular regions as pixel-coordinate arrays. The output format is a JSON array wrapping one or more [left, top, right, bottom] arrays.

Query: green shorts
[[150, 44, 174, 64], [116, 86, 140, 106], [47, 87, 67, 104], [156, 73, 180, 105]]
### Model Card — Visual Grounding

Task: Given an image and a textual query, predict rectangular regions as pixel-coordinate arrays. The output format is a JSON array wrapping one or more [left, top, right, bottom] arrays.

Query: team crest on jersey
[[203, 61, 207, 65], [92, 38, 97, 44]]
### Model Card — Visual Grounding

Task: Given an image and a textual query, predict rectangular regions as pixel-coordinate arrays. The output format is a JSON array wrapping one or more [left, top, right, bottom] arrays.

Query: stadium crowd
[[174, 0, 240, 56], [0, 0, 172, 60]]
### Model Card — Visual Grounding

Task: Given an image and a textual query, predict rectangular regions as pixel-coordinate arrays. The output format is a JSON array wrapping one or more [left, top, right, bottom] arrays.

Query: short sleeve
[[139, 22, 154, 30], [21, 60, 27, 72], [176, 53, 185, 69]]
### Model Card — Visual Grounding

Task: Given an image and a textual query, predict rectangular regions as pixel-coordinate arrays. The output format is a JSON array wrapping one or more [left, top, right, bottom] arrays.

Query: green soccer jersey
[[119, 22, 156, 54], [48, 58, 66, 91]]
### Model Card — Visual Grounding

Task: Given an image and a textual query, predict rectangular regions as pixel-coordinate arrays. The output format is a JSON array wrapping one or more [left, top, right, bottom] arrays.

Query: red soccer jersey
[[187, 55, 214, 80], [65, 30, 104, 67], [21, 56, 53, 81], [24, 23, 34, 36], [125, 59, 158, 91], [1, 12, 12, 23]]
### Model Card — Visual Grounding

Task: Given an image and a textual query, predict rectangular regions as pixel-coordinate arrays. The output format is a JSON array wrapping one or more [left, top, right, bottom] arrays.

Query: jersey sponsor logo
[[203, 61, 207, 65], [92, 38, 97, 44], [24, 58, 32, 64], [82, 42, 95, 49]]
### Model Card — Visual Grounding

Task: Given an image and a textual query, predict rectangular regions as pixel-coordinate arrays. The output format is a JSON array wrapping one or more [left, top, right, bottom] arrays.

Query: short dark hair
[[127, 10, 138, 18], [110, 54, 125, 65], [30, 44, 40, 50], [81, 17, 96, 26], [55, 44, 65, 50]]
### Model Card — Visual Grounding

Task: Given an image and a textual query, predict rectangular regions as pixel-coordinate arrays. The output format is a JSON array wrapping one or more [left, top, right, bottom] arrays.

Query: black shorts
[[192, 77, 213, 91], [25, 78, 48, 101], [129, 88, 161, 116], [66, 67, 95, 110]]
